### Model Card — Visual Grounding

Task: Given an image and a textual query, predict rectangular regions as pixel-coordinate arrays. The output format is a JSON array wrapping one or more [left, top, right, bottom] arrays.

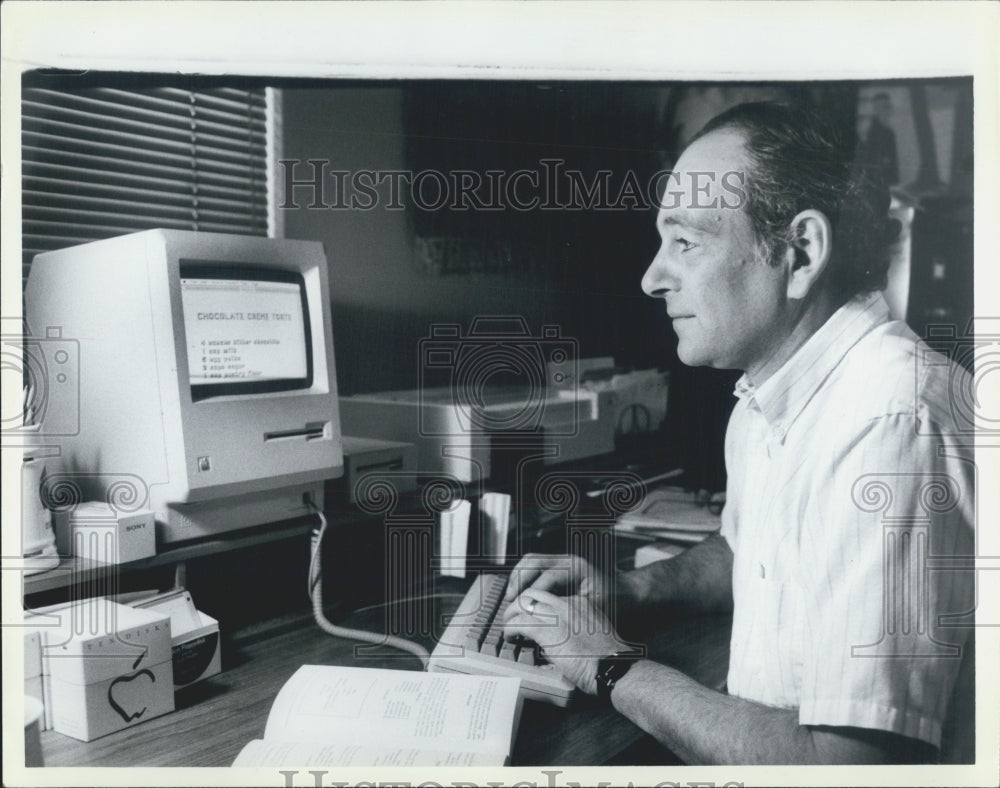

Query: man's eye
[[676, 237, 697, 252]]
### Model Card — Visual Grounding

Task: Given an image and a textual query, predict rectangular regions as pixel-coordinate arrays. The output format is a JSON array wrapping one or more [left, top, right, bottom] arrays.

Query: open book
[[232, 665, 523, 767]]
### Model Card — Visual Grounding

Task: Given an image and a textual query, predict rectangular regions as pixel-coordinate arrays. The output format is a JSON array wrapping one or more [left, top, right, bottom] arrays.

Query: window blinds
[[21, 86, 269, 284]]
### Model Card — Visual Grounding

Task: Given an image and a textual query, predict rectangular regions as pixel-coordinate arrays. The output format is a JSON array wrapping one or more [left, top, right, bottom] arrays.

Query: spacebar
[[458, 650, 575, 698]]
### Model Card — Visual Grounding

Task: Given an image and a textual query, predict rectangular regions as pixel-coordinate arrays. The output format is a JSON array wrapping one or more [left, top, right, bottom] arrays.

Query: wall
[[280, 86, 570, 395]]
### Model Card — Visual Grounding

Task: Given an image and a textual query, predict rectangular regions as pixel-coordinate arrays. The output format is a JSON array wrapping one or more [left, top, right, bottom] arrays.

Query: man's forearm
[[612, 660, 928, 765], [618, 533, 734, 615], [614, 659, 808, 764]]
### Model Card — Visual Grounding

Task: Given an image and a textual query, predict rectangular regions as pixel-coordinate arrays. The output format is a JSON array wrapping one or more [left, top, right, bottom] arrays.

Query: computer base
[[156, 483, 325, 546]]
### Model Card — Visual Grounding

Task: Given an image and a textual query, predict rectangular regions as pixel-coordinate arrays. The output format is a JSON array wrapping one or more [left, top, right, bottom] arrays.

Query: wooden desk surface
[[39, 589, 731, 768]]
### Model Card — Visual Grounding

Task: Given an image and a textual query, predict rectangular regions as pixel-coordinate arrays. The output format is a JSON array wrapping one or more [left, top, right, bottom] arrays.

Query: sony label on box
[[54, 502, 156, 564]]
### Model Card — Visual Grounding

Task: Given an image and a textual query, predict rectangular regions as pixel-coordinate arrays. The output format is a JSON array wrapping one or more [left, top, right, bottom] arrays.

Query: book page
[[232, 739, 502, 767], [262, 666, 522, 756]]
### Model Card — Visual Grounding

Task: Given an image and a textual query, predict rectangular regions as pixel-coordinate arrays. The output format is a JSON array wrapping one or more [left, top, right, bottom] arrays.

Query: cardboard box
[[132, 588, 222, 689], [24, 628, 45, 727], [45, 599, 174, 741], [24, 603, 76, 731], [24, 629, 42, 684], [54, 502, 156, 564], [127, 590, 222, 688], [170, 609, 221, 688]]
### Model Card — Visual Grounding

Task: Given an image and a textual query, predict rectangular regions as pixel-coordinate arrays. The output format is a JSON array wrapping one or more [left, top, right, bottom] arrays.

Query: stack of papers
[[614, 487, 722, 543], [633, 541, 685, 567]]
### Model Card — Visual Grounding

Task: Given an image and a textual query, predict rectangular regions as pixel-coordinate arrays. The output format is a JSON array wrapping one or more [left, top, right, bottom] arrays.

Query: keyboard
[[428, 573, 575, 707]]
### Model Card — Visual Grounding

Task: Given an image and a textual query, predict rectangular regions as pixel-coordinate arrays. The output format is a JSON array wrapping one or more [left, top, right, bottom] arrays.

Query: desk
[[38, 585, 732, 767]]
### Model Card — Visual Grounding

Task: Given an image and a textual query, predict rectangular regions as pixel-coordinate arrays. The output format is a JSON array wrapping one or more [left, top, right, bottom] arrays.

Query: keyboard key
[[482, 618, 504, 654], [428, 573, 575, 707]]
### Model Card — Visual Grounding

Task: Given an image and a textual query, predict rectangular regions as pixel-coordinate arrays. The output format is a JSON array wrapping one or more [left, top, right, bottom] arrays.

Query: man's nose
[[641, 244, 676, 297]]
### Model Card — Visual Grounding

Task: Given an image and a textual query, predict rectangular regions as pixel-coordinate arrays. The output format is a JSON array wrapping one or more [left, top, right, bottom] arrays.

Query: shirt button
[[771, 426, 783, 439], [758, 563, 766, 579]]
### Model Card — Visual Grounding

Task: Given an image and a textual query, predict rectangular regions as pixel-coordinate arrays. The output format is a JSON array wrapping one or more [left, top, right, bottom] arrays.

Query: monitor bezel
[[179, 260, 314, 401]]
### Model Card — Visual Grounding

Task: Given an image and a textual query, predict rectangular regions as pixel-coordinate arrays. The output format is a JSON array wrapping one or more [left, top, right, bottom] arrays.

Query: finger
[[502, 614, 534, 642], [523, 567, 574, 597], [523, 587, 563, 605], [503, 587, 562, 623], [506, 558, 574, 600], [503, 591, 546, 621], [504, 554, 551, 600], [518, 588, 565, 610], [504, 567, 542, 601], [502, 610, 559, 644]]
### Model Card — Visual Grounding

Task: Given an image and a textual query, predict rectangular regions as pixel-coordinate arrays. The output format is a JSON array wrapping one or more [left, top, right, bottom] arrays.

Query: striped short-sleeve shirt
[[719, 292, 974, 754]]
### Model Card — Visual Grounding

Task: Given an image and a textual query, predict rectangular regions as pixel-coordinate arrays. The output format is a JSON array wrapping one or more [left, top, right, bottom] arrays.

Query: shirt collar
[[733, 292, 889, 440]]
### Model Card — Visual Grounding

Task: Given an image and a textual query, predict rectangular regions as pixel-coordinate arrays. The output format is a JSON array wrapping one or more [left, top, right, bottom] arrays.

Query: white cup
[[22, 456, 59, 574]]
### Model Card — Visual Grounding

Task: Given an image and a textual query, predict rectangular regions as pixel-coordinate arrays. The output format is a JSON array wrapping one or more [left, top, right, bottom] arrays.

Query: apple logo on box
[[108, 669, 156, 722]]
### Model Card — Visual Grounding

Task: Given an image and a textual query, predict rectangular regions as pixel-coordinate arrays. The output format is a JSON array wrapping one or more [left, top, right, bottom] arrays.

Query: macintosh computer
[[24, 229, 344, 546]]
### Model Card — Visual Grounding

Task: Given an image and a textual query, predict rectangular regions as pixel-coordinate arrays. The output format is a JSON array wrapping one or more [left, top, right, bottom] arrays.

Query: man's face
[[642, 128, 789, 374]]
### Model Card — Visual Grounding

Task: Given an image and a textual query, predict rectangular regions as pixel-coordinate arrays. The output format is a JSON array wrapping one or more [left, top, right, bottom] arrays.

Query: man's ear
[[783, 209, 832, 300]]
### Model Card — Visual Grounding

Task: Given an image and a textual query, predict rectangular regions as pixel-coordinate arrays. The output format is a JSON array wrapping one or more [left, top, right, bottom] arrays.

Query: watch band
[[595, 651, 642, 704]]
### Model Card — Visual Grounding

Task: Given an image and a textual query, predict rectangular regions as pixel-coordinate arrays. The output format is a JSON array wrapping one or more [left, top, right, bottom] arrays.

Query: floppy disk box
[[45, 599, 174, 741], [125, 589, 222, 689]]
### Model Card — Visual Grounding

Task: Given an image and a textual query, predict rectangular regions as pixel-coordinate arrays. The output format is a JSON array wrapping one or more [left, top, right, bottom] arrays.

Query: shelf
[[22, 515, 317, 597]]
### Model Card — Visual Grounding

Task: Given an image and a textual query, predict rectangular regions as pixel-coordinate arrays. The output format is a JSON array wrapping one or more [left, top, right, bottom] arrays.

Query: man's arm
[[618, 532, 734, 615], [612, 659, 936, 764], [505, 534, 733, 617], [503, 585, 935, 765]]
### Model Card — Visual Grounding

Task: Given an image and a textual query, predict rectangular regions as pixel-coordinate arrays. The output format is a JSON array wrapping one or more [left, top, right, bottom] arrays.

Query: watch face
[[597, 653, 642, 703]]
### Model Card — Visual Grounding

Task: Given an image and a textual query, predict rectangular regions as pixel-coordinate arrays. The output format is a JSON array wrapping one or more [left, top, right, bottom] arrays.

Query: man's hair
[[694, 101, 897, 299]]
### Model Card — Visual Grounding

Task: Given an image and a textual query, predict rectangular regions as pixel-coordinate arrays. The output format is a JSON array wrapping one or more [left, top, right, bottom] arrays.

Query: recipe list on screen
[[181, 277, 308, 385]]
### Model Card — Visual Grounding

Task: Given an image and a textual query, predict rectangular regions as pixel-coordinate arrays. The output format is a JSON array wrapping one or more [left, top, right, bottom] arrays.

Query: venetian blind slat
[[21, 86, 270, 282]]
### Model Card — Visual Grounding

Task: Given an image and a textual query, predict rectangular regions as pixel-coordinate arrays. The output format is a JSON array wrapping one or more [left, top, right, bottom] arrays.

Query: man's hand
[[502, 588, 632, 695], [503, 553, 607, 608]]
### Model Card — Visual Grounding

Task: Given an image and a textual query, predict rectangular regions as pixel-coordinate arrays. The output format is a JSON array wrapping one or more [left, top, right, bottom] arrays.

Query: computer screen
[[180, 265, 312, 395]]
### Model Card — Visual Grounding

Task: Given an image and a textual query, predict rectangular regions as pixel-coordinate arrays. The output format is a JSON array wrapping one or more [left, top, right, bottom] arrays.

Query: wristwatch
[[595, 651, 643, 704]]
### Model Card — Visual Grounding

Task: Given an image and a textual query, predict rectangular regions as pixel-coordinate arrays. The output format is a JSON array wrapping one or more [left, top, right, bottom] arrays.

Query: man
[[503, 102, 974, 765]]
